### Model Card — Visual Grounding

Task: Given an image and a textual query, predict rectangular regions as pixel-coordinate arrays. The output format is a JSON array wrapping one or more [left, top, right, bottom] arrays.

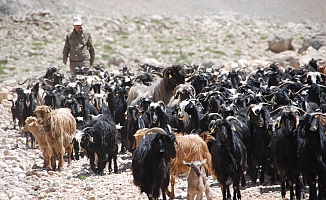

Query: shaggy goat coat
[[24, 116, 51, 169], [132, 132, 176, 200], [126, 64, 186, 106], [34, 105, 76, 171]]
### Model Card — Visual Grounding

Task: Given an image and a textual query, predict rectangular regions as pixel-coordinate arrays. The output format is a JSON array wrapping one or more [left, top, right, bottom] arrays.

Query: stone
[[108, 54, 126, 66], [300, 29, 326, 52], [268, 31, 294, 53]]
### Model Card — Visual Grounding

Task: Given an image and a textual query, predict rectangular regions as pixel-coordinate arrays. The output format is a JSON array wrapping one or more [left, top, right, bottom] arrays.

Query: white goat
[[183, 159, 212, 200]]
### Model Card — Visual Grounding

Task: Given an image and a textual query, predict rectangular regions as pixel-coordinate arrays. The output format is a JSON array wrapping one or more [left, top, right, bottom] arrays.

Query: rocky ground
[[1, 0, 326, 199]]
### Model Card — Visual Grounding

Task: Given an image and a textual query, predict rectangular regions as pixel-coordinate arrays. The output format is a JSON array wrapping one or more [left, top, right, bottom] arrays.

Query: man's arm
[[62, 35, 70, 64], [88, 33, 95, 67]]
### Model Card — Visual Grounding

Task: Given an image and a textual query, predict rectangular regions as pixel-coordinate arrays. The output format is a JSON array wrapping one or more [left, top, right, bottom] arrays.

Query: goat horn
[[207, 112, 223, 119], [54, 84, 66, 88], [309, 112, 326, 117], [82, 127, 92, 132], [18, 78, 31, 85], [145, 127, 167, 135], [162, 66, 172, 76], [294, 85, 310, 95], [246, 104, 256, 116], [151, 72, 163, 78], [270, 106, 287, 116], [188, 98, 203, 109], [226, 116, 243, 127]]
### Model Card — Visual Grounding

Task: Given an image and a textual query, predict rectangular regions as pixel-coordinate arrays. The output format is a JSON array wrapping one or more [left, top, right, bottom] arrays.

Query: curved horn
[[207, 112, 223, 119], [18, 78, 31, 85], [270, 106, 287, 116], [151, 71, 163, 78], [294, 85, 310, 95], [226, 116, 243, 127], [82, 127, 92, 132], [309, 112, 326, 117], [145, 127, 167, 135]]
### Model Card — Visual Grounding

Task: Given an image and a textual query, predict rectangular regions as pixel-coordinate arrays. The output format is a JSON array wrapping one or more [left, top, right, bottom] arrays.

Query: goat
[[167, 84, 196, 107], [121, 105, 146, 153], [24, 116, 51, 169], [210, 116, 247, 200], [127, 64, 186, 106], [183, 159, 212, 200], [174, 99, 204, 134], [149, 101, 179, 133], [168, 134, 214, 199], [8, 87, 25, 129], [80, 114, 119, 175], [34, 105, 76, 171], [247, 103, 275, 184], [132, 128, 176, 200], [297, 112, 326, 200], [270, 105, 306, 200]]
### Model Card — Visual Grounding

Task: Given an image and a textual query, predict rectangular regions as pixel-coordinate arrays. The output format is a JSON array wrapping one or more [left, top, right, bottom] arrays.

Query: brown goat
[[168, 134, 214, 199], [24, 116, 52, 169], [34, 105, 76, 171]]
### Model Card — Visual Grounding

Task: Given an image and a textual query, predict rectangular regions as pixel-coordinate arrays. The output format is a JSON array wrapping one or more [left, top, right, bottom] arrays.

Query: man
[[62, 17, 95, 73]]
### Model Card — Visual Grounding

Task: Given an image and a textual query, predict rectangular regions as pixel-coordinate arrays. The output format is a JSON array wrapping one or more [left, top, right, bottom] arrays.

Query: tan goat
[[183, 159, 212, 200], [24, 116, 52, 169], [34, 105, 76, 171]]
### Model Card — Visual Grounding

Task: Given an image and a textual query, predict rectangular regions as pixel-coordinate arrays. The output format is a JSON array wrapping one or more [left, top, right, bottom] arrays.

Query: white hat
[[73, 17, 82, 25]]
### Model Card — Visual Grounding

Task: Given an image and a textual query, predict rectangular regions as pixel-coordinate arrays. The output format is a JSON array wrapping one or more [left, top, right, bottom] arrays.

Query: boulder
[[270, 50, 300, 68], [300, 29, 326, 53], [107, 54, 126, 66], [268, 31, 294, 53]]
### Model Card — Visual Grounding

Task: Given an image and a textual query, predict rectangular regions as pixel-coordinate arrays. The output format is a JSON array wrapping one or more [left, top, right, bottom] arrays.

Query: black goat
[[75, 92, 98, 122], [297, 113, 326, 200], [80, 114, 118, 175], [271, 105, 305, 200], [121, 105, 145, 153], [112, 86, 128, 126], [247, 103, 275, 184], [9, 88, 25, 129], [149, 101, 179, 133], [210, 116, 247, 200], [132, 128, 176, 200]]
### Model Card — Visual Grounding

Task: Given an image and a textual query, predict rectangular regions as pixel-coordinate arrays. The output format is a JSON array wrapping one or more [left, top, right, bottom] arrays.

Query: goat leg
[[280, 180, 286, 199]]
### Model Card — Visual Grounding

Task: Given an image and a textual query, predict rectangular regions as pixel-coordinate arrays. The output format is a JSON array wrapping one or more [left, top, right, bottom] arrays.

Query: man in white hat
[[62, 16, 95, 73]]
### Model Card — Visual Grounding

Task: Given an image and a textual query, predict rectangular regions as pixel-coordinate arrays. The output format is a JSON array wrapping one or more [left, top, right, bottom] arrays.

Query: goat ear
[[158, 138, 164, 153], [310, 118, 319, 131], [157, 101, 166, 112], [200, 159, 207, 165], [182, 160, 191, 166], [88, 134, 95, 143], [174, 91, 180, 99], [46, 107, 51, 113]]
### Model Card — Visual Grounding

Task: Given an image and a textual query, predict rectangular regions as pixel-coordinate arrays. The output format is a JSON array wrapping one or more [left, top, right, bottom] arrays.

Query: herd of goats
[[7, 58, 326, 200]]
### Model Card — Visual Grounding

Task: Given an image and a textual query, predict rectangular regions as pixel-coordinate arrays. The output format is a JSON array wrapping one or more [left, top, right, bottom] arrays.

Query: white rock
[[0, 193, 9, 200]]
